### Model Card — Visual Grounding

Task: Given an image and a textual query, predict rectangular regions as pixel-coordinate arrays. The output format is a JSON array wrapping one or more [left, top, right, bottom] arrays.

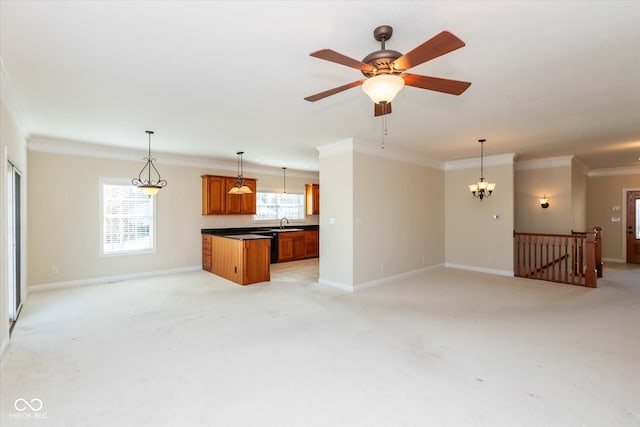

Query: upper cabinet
[[202, 175, 257, 215], [305, 183, 320, 215]]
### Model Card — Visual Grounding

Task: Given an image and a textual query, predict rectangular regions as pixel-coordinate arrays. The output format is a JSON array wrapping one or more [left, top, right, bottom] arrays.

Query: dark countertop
[[202, 224, 319, 236], [223, 234, 272, 240]]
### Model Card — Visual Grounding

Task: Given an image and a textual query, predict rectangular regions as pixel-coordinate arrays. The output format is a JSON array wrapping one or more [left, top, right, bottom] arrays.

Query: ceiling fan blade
[[304, 80, 366, 102], [374, 102, 392, 117], [310, 49, 374, 72], [392, 31, 466, 71], [402, 73, 471, 95]]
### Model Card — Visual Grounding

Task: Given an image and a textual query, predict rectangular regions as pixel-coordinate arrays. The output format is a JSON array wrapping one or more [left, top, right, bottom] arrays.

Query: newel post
[[593, 226, 603, 278], [585, 231, 597, 288]]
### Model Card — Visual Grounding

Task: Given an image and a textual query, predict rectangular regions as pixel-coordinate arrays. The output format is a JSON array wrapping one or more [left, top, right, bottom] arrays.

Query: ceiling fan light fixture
[[362, 74, 405, 104]]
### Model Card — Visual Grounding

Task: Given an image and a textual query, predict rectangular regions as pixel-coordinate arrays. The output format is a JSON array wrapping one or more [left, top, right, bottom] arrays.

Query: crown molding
[[316, 137, 354, 158], [514, 155, 574, 170], [588, 166, 640, 177], [316, 137, 444, 170], [0, 56, 28, 136], [572, 157, 590, 176], [352, 138, 444, 170], [27, 138, 318, 179], [445, 153, 516, 170]]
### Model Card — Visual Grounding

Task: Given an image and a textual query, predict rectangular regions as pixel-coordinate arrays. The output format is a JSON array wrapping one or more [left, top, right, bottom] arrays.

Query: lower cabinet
[[278, 230, 319, 262], [203, 235, 270, 285], [304, 230, 319, 258], [202, 235, 212, 272]]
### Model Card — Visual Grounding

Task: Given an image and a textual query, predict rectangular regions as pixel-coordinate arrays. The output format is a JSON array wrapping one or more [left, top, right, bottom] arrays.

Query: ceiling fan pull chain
[[381, 114, 389, 149]]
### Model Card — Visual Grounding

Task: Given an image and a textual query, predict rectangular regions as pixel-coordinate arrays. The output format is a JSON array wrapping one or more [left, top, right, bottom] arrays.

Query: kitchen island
[[202, 234, 271, 285], [202, 225, 319, 264]]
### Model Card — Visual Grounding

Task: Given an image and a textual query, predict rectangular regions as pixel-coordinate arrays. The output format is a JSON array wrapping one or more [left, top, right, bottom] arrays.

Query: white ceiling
[[1, 1, 639, 172]]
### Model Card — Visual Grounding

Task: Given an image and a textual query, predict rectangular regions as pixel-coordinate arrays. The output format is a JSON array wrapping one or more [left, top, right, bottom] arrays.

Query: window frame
[[99, 177, 157, 257]]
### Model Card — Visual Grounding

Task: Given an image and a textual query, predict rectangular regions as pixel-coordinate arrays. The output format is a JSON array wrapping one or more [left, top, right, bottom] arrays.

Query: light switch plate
[[611, 216, 621, 222], [612, 205, 621, 211]]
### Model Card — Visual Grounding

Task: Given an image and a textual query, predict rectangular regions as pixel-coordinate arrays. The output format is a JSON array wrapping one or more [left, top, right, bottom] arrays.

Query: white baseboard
[[28, 266, 202, 292], [318, 278, 354, 292], [319, 263, 445, 292], [444, 263, 514, 277], [353, 263, 445, 291], [602, 257, 625, 263]]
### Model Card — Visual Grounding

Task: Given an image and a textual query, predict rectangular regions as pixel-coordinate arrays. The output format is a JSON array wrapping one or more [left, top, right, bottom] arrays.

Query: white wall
[[515, 159, 573, 234], [587, 171, 640, 261], [318, 140, 354, 290], [352, 150, 444, 286], [571, 158, 588, 232], [318, 138, 445, 290], [0, 100, 28, 357], [445, 154, 515, 275]]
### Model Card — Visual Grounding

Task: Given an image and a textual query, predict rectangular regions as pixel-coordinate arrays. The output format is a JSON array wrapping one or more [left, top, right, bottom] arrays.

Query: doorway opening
[[7, 161, 23, 333]]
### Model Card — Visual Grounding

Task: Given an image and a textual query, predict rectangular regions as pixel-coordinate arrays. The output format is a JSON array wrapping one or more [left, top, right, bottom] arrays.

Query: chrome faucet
[[279, 217, 289, 229]]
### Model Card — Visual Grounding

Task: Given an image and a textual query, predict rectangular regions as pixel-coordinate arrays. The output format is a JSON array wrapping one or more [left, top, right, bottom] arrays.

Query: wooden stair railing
[[514, 227, 601, 288]]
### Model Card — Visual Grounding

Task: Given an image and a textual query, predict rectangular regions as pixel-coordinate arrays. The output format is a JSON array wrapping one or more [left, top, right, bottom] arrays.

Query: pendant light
[[468, 139, 496, 201], [229, 151, 252, 194], [132, 130, 167, 196], [282, 167, 287, 194]]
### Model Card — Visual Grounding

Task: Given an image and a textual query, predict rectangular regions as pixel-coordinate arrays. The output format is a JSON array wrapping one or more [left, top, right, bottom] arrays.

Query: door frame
[[622, 187, 640, 263], [6, 159, 24, 329]]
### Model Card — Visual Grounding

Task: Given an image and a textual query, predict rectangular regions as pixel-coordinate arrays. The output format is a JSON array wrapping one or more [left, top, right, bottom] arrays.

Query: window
[[254, 192, 305, 221], [100, 178, 155, 255]]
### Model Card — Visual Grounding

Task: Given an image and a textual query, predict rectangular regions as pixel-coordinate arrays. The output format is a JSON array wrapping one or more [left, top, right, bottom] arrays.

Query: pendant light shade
[[468, 139, 495, 201], [132, 130, 167, 196], [362, 74, 405, 104], [229, 151, 252, 194]]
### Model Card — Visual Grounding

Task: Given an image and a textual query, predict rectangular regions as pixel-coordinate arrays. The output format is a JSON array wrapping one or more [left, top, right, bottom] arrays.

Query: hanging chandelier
[[228, 151, 253, 194], [468, 138, 496, 201], [132, 130, 167, 196]]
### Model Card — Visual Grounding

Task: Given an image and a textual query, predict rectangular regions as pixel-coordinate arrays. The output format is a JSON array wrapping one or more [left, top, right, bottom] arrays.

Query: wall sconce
[[539, 195, 550, 209]]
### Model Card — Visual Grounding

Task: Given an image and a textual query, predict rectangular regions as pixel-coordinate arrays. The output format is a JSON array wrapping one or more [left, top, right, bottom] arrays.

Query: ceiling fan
[[304, 25, 471, 116]]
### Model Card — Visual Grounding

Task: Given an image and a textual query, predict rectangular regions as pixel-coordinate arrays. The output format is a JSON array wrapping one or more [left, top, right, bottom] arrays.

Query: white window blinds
[[101, 180, 155, 255]]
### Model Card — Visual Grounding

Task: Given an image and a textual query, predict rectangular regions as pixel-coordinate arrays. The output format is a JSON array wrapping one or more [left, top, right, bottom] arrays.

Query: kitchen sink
[[268, 228, 304, 232]]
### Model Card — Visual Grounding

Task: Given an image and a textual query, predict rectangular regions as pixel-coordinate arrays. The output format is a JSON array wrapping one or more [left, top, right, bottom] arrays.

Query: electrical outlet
[[52, 266, 59, 274]]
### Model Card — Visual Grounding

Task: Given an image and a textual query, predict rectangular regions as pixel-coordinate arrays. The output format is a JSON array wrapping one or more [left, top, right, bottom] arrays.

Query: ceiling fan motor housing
[[361, 50, 403, 77], [361, 25, 403, 77]]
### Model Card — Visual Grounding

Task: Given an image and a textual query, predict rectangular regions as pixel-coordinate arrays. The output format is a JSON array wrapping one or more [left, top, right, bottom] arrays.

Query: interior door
[[627, 190, 640, 264]]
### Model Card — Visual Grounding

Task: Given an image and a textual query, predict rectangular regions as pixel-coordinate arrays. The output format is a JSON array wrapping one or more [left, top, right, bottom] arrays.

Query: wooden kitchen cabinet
[[278, 230, 318, 262], [206, 235, 270, 285], [201, 175, 257, 215], [225, 178, 256, 214], [202, 176, 226, 215], [202, 235, 213, 272], [305, 184, 320, 215], [277, 231, 306, 262], [305, 230, 319, 258]]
